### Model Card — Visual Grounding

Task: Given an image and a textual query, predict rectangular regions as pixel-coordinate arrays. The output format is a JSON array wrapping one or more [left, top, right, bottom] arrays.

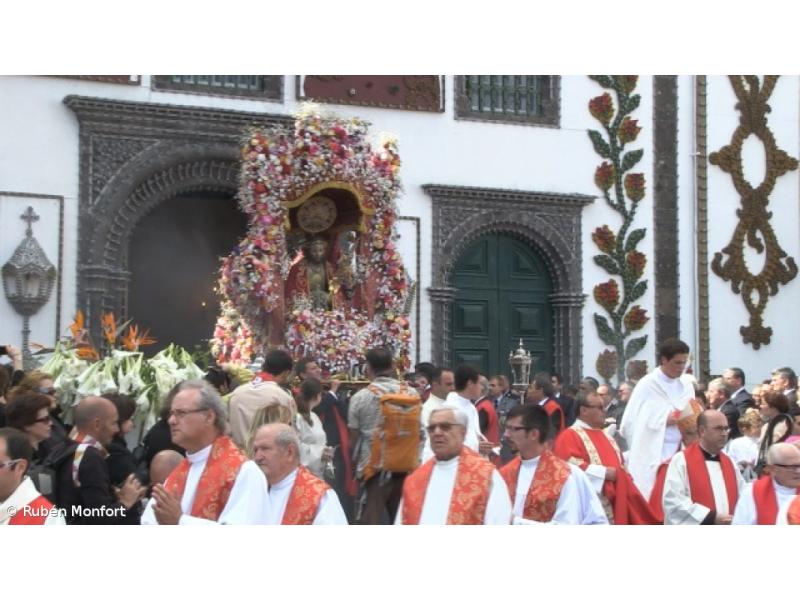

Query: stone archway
[[65, 95, 292, 342], [423, 185, 594, 385]]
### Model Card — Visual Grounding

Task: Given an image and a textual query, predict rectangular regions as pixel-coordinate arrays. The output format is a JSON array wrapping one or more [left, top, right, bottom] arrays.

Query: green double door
[[451, 233, 553, 378]]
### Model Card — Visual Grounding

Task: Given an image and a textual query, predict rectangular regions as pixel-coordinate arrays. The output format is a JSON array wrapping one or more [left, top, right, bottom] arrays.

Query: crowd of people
[[1, 338, 799, 526]]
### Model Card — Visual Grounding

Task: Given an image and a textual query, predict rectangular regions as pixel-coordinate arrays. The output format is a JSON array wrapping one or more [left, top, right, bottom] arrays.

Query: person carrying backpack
[[348, 347, 422, 524]]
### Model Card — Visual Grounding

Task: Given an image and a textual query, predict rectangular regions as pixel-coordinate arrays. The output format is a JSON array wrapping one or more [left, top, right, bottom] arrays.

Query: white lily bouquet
[[40, 311, 204, 432]]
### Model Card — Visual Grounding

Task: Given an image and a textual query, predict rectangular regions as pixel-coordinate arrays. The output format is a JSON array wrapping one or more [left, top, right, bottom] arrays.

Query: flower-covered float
[[211, 105, 412, 376]]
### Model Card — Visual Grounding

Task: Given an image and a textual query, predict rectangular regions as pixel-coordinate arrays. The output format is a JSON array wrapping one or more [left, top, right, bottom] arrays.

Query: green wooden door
[[451, 234, 553, 378]]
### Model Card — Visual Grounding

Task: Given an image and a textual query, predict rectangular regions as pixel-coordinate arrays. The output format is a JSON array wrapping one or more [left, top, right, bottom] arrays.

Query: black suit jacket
[[731, 389, 755, 416], [720, 399, 742, 440], [556, 393, 576, 427], [786, 389, 798, 412]]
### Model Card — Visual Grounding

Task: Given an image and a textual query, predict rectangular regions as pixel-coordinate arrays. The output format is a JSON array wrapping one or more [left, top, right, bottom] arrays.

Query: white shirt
[[732, 479, 799, 525], [725, 435, 760, 471], [295, 412, 328, 478], [662, 449, 746, 525], [509, 455, 609, 525], [394, 454, 512, 524], [142, 444, 226, 525], [421, 393, 447, 427], [421, 392, 482, 461], [0, 477, 66, 526]]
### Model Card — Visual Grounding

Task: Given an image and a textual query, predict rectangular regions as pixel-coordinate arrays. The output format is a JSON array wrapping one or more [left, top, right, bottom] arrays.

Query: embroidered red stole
[[500, 450, 570, 522], [165, 435, 245, 521], [752, 476, 800, 524], [475, 398, 500, 444], [402, 447, 494, 525], [542, 399, 565, 432], [684, 443, 738, 513], [788, 494, 800, 525], [9, 495, 53, 525], [281, 466, 330, 525]]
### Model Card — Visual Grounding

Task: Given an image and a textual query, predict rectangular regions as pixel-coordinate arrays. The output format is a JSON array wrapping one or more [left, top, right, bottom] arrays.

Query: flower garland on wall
[[587, 76, 649, 384], [213, 105, 411, 375]]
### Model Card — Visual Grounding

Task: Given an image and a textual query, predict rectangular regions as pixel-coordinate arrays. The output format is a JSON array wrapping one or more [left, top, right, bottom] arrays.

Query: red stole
[[788, 495, 800, 525], [281, 466, 331, 525], [165, 436, 246, 521], [475, 398, 500, 444], [648, 460, 671, 523], [402, 447, 494, 525], [500, 450, 570, 522], [541, 398, 565, 432], [553, 426, 660, 525], [684, 443, 738, 513], [9, 495, 53, 525], [752, 476, 800, 525]]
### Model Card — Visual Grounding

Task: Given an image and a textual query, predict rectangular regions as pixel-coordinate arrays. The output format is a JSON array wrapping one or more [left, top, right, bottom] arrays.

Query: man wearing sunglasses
[[732, 442, 800, 524], [395, 407, 511, 524], [0, 428, 65, 525]]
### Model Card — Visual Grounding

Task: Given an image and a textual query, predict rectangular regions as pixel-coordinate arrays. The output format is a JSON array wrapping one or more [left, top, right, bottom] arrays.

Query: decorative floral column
[[587, 76, 649, 384]]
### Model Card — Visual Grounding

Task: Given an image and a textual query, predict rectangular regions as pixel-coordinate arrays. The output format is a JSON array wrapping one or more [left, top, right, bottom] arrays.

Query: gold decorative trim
[[709, 76, 799, 349], [282, 180, 374, 233]]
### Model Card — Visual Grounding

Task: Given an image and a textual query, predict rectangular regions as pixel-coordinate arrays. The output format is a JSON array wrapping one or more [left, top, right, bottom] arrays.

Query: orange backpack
[[362, 383, 422, 481]]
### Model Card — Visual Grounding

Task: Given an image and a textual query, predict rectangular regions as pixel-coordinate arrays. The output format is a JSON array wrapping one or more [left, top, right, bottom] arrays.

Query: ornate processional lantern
[[508, 338, 533, 394], [1, 206, 56, 368]]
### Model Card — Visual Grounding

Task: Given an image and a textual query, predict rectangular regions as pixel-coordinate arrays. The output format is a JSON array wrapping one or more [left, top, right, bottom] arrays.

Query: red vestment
[[752, 476, 800, 525], [401, 447, 494, 525], [683, 442, 738, 513], [553, 425, 660, 524], [165, 435, 246, 521], [8, 495, 53, 525], [649, 460, 671, 523], [541, 398, 565, 433], [282, 466, 331, 525], [475, 398, 500, 444], [788, 494, 800, 525], [500, 450, 570, 522]]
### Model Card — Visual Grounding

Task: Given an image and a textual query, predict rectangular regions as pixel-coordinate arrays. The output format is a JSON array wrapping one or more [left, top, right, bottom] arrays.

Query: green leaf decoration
[[594, 254, 620, 275], [621, 148, 644, 172], [629, 280, 648, 302], [594, 313, 617, 346], [625, 228, 647, 252], [626, 94, 641, 114], [625, 335, 648, 359], [589, 75, 615, 89], [588, 130, 612, 159]]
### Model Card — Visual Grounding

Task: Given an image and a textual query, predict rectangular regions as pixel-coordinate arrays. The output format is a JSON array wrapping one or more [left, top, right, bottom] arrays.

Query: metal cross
[[20, 206, 39, 236]]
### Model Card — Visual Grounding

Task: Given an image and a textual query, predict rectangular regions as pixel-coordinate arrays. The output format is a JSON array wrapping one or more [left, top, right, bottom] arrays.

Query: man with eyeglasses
[[141, 380, 246, 525], [395, 407, 511, 524], [732, 442, 800, 524], [0, 428, 65, 525], [553, 392, 659, 524], [662, 409, 745, 525], [500, 403, 607, 524]]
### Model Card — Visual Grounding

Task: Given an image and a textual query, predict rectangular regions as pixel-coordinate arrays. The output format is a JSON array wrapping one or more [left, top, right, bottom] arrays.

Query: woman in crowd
[[8, 370, 68, 450], [102, 392, 138, 486], [5, 392, 53, 462], [724, 408, 761, 481], [294, 377, 333, 479]]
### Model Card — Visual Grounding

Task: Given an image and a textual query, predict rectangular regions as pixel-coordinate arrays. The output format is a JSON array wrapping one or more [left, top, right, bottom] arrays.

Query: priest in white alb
[[141, 380, 247, 525], [501, 403, 608, 525], [732, 442, 800, 525], [395, 407, 511, 524], [662, 409, 745, 525], [620, 338, 695, 499]]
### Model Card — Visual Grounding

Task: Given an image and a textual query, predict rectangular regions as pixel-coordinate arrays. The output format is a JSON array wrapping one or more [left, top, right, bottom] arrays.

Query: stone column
[[427, 286, 456, 367], [548, 291, 586, 385]]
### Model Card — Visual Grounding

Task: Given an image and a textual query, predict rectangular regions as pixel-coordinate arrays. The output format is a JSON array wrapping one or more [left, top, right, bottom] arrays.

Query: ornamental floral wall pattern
[[709, 76, 798, 349], [587, 76, 649, 384]]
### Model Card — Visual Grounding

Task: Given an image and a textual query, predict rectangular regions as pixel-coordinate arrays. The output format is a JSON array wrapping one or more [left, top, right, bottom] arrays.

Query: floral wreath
[[212, 105, 411, 375]]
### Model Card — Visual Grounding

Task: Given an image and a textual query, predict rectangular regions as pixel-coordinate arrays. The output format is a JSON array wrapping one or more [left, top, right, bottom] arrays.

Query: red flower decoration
[[624, 305, 649, 331], [592, 225, 616, 254], [626, 251, 647, 279], [594, 162, 615, 192], [624, 173, 646, 202], [589, 93, 614, 125], [593, 279, 620, 311], [618, 117, 641, 144], [616, 75, 638, 94]]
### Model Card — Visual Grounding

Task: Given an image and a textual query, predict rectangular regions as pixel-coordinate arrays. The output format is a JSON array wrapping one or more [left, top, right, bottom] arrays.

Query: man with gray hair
[[395, 406, 511, 524], [707, 377, 741, 439], [227, 422, 347, 524], [141, 380, 246, 525], [732, 442, 800, 524]]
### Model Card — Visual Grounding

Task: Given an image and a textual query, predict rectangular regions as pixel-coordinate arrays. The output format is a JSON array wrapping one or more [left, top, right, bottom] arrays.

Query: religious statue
[[285, 235, 351, 312]]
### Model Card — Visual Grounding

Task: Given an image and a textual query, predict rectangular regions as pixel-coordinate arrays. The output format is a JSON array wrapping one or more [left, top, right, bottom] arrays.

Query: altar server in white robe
[[500, 403, 608, 525], [221, 423, 347, 525], [396, 407, 511, 525], [620, 338, 694, 498], [663, 409, 745, 525], [732, 442, 800, 525]]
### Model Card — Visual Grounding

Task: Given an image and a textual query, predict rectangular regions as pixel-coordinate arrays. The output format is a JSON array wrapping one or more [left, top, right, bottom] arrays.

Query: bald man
[[732, 443, 800, 524], [57, 396, 145, 524], [221, 423, 347, 524], [149, 450, 184, 486]]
